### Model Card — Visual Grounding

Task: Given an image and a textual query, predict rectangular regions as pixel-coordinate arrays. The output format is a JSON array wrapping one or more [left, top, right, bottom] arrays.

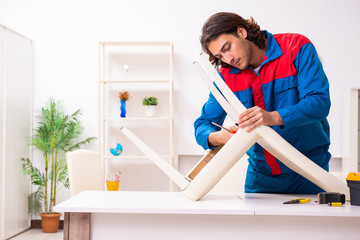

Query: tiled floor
[[8, 229, 63, 240]]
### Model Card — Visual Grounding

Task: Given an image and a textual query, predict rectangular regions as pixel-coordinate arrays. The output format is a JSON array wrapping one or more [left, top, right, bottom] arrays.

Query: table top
[[54, 191, 252, 215], [54, 191, 360, 217], [236, 193, 360, 217]]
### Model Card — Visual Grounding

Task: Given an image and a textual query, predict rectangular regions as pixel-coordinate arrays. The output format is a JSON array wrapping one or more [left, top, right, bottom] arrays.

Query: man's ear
[[237, 27, 247, 39]]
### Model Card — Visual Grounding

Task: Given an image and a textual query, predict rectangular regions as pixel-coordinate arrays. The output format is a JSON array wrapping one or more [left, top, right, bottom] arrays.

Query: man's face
[[208, 28, 252, 70]]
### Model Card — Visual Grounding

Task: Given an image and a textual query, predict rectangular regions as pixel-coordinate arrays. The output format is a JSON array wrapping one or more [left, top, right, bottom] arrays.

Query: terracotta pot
[[40, 212, 61, 233]]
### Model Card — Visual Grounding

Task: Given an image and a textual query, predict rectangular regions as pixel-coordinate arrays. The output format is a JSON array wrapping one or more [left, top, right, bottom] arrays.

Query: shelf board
[[101, 117, 170, 121], [103, 155, 170, 164], [100, 41, 171, 47], [100, 80, 170, 83], [104, 155, 169, 159]]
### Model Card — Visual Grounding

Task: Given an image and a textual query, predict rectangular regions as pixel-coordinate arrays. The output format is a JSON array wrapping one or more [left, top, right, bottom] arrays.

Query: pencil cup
[[107, 181, 119, 191]]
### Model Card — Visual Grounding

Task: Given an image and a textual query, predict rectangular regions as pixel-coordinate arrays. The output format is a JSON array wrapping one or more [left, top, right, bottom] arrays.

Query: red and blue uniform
[[194, 31, 331, 194]]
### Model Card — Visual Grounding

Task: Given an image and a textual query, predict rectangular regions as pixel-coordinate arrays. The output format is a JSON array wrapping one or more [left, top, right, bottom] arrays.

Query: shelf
[[100, 79, 170, 83], [100, 41, 171, 47], [104, 155, 170, 159], [99, 40, 175, 191], [103, 155, 170, 165], [101, 117, 170, 121]]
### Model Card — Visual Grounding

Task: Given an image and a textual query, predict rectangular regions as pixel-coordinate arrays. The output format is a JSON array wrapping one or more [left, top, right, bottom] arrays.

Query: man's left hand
[[237, 106, 283, 132]]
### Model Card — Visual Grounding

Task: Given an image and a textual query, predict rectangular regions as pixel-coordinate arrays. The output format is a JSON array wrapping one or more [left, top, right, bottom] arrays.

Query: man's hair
[[200, 12, 267, 68]]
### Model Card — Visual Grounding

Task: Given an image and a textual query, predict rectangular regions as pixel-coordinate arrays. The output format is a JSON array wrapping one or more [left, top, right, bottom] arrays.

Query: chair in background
[[66, 150, 105, 197]]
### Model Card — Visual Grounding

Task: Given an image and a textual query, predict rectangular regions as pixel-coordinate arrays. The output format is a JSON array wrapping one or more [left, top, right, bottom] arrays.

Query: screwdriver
[[211, 122, 237, 134], [283, 198, 311, 204]]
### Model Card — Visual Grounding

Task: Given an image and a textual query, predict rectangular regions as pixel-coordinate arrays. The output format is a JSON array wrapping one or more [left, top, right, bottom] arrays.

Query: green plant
[[22, 98, 96, 215], [142, 96, 158, 106]]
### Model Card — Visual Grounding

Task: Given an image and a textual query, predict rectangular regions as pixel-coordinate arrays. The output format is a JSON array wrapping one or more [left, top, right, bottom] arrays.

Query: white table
[[54, 191, 360, 240]]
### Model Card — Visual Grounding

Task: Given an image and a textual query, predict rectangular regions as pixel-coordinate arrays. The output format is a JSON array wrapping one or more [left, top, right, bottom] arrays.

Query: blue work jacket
[[194, 30, 331, 177]]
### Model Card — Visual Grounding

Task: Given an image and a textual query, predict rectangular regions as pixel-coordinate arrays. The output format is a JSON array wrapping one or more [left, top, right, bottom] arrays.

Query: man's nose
[[223, 52, 234, 64]]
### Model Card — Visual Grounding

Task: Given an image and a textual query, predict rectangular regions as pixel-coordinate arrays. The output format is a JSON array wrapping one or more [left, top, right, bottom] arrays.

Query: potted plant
[[21, 98, 96, 233], [118, 90, 130, 118], [142, 96, 158, 117]]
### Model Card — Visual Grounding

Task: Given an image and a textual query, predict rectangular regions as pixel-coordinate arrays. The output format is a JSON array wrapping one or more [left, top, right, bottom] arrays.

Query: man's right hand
[[208, 126, 238, 147]]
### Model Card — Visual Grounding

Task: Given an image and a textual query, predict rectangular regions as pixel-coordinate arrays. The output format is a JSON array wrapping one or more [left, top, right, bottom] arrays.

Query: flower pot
[[144, 105, 156, 117], [40, 212, 61, 233]]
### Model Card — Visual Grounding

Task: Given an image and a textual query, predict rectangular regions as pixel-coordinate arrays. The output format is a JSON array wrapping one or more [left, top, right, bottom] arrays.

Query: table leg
[[63, 212, 90, 240]]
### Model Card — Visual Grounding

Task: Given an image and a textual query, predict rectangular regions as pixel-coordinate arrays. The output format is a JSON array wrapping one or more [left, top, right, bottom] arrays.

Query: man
[[194, 12, 331, 194]]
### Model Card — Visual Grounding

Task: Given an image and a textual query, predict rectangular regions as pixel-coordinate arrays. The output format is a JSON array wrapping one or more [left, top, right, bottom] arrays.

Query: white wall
[[1, 0, 360, 158], [1, 0, 360, 172]]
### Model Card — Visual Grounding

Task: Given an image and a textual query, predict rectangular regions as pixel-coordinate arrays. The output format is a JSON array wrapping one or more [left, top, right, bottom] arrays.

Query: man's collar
[[229, 30, 283, 74]]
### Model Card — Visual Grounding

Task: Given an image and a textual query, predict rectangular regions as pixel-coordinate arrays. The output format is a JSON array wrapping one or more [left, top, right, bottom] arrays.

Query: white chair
[[66, 150, 105, 197]]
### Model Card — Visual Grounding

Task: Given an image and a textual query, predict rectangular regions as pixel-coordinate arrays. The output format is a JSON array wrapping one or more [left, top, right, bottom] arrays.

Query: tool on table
[[283, 198, 311, 204], [317, 192, 345, 204], [328, 202, 343, 207], [211, 122, 237, 134]]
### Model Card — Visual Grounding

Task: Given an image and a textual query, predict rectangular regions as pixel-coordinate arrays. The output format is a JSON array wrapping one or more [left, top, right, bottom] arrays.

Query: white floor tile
[[8, 229, 63, 240]]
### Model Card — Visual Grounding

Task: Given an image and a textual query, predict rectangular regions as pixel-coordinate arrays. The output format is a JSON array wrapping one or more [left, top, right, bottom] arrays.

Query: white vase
[[144, 105, 156, 117]]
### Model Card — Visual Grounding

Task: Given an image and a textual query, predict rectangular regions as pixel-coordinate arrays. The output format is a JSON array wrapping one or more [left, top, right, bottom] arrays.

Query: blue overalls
[[194, 31, 331, 194]]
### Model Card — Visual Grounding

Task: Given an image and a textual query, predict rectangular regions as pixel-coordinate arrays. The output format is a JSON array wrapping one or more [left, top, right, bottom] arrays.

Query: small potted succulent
[[118, 91, 130, 117], [142, 96, 158, 117]]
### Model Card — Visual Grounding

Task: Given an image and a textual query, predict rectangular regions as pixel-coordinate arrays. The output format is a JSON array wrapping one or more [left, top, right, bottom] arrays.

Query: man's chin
[[235, 65, 247, 70], [230, 64, 242, 70], [231, 63, 248, 70]]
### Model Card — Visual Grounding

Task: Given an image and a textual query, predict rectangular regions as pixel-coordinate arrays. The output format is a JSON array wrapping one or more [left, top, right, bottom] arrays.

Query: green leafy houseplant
[[143, 96, 158, 117], [142, 96, 158, 106], [22, 98, 96, 215]]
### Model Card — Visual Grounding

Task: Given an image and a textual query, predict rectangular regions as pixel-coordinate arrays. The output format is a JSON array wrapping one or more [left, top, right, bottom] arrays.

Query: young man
[[194, 12, 331, 194]]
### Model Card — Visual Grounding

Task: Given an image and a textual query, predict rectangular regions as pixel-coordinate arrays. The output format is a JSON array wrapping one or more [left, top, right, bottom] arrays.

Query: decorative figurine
[[123, 64, 130, 80], [110, 143, 123, 156]]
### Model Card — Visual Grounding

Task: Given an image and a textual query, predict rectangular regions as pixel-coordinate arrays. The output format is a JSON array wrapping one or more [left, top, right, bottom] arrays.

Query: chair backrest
[[66, 150, 105, 196]]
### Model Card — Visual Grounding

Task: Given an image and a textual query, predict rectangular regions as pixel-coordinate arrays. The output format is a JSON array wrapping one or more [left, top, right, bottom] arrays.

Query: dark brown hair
[[200, 12, 267, 68]]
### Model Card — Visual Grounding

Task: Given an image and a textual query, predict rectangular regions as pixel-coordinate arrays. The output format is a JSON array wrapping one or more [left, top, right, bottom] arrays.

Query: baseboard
[[31, 220, 64, 229]]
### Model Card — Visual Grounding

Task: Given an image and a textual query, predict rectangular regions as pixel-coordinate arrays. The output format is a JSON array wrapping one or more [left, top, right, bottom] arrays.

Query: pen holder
[[106, 181, 120, 191]]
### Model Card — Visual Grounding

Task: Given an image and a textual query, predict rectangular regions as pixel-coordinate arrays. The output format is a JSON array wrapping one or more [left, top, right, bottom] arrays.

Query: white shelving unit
[[343, 88, 360, 174], [98, 41, 175, 191]]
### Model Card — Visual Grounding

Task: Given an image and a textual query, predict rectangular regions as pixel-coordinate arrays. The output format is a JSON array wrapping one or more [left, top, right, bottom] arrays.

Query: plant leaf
[[28, 187, 44, 215], [22, 158, 45, 186]]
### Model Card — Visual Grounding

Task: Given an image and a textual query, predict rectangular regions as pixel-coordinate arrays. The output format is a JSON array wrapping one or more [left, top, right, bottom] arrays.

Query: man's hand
[[208, 126, 238, 146], [237, 106, 283, 132]]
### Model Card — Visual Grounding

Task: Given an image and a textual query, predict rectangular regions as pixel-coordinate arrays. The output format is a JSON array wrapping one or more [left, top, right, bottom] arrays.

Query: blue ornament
[[110, 143, 123, 156]]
